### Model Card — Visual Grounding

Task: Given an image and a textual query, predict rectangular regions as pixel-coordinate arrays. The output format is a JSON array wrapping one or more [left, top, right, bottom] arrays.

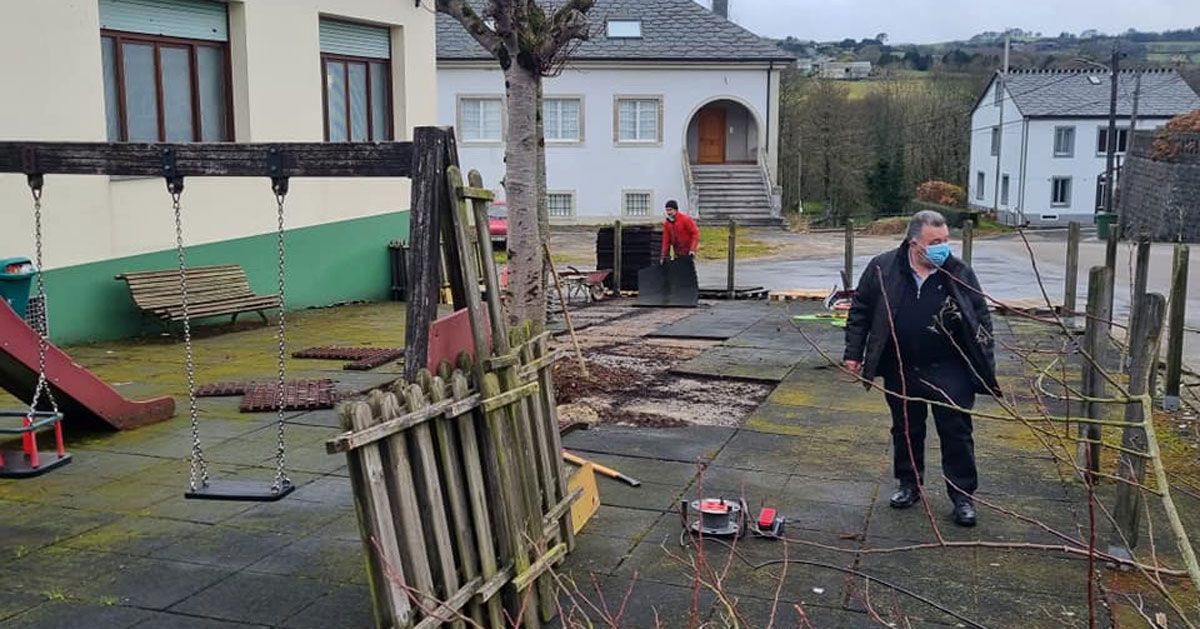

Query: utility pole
[[992, 33, 1010, 223], [1103, 47, 1120, 218]]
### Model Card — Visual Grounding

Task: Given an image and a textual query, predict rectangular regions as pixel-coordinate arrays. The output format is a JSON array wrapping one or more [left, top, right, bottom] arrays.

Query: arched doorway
[[686, 99, 761, 165]]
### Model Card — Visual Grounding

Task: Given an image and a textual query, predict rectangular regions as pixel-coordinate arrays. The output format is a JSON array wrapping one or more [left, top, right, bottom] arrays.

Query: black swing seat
[[0, 411, 71, 478], [185, 478, 296, 502]]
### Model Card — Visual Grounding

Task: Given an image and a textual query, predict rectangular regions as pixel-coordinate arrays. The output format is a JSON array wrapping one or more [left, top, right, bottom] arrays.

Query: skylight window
[[607, 20, 642, 38], [1087, 75, 1102, 85]]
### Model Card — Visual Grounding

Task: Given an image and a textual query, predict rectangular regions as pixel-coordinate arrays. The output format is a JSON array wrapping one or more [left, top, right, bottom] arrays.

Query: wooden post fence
[[727, 219, 737, 300], [613, 220, 623, 295], [1104, 220, 1121, 317], [1164, 244, 1190, 411], [961, 218, 974, 266], [1080, 266, 1113, 481], [1112, 292, 1167, 553], [1064, 221, 1081, 322], [843, 218, 855, 290]]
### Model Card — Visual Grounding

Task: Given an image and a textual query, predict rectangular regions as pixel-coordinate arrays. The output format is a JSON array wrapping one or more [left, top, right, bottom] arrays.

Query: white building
[[0, 0, 437, 343], [819, 61, 872, 80], [969, 69, 1200, 227], [436, 0, 793, 225]]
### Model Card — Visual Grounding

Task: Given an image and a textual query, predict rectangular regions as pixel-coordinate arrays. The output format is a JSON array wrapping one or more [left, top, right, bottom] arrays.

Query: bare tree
[[437, 0, 595, 326]]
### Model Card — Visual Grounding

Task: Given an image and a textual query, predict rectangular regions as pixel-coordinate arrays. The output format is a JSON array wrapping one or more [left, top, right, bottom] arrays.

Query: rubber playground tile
[[0, 601, 157, 629], [168, 572, 333, 627], [548, 574, 716, 628], [567, 451, 701, 488], [778, 476, 879, 509], [220, 494, 346, 537], [706, 598, 871, 629], [0, 503, 121, 555], [280, 585, 374, 629], [245, 535, 367, 585], [151, 525, 295, 571], [596, 478, 694, 512], [723, 318, 824, 352], [0, 590, 44, 623], [58, 515, 211, 557], [742, 402, 882, 438], [670, 346, 799, 382], [647, 303, 769, 339], [67, 555, 230, 610], [132, 612, 273, 628], [563, 425, 735, 464], [582, 505, 667, 543], [557, 529, 632, 577], [686, 466, 791, 506]]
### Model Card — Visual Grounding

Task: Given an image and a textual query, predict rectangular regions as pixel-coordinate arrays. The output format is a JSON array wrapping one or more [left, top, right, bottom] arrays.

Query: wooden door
[[697, 107, 726, 164]]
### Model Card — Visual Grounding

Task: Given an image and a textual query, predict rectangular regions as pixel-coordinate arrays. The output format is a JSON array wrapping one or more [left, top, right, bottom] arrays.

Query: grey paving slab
[[671, 346, 799, 382], [723, 317, 822, 352], [568, 451, 701, 488], [742, 402, 884, 439], [169, 572, 333, 626], [220, 495, 346, 536], [595, 479, 693, 512], [557, 530, 631, 577], [281, 585, 374, 629], [0, 503, 121, 557], [688, 466, 791, 505], [583, 505, 668, 544], [548, 576, 716, 629], [563, 425, 735, 463], [0, 601, 157, 629], [775, 498, 873, 537], [706, 596, 871, 629]]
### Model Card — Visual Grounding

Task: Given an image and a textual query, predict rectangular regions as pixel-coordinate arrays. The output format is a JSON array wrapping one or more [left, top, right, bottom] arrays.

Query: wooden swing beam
[[0, 141, 414, 178]]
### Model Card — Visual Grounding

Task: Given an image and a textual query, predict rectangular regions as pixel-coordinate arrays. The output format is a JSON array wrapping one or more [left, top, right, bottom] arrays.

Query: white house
[[0, 0, 437, 343], [436, 0, 793, 225], [969, 69, 1200, 227], [819, 61, 872, 80]]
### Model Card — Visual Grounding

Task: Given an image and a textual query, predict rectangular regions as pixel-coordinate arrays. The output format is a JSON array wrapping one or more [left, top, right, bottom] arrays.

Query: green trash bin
[[1095, 212, 1116, 241], [0, 257, 35, 319]]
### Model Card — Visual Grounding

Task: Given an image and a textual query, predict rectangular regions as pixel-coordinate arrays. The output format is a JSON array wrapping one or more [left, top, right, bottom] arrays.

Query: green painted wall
[[39, 211, 409, 345]]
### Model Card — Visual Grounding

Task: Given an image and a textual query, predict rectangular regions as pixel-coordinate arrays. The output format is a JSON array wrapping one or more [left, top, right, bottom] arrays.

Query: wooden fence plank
[[0, 141, 413, 178], [341, 402, 413, 629], [325, 394, 482, 454], [369, 392, 438, 613], [426, 375, 484, 627], [400, 382, 463, 628], [535, 333, 576, 553], [450, 372, 506, 628]]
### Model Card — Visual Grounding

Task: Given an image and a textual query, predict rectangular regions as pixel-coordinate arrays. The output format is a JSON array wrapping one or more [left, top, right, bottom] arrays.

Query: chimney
[[712, 0, 728, 19]]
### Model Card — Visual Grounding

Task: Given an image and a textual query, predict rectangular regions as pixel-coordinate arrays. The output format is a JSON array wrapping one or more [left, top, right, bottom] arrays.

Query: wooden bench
[[115, 265, 281, 327]]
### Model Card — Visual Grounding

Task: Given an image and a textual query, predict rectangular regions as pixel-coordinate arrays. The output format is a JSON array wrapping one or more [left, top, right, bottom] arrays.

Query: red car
[[488, 201, 507, 251]]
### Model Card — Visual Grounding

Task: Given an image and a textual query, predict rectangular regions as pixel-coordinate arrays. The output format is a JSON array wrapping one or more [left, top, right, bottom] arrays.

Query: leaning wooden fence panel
[[327, 343, 575, 628]]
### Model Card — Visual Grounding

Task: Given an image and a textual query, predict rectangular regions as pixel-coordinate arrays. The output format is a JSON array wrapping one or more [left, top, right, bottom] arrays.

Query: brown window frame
[[101, 29, 233, 142], [320, 53, 394, 142]]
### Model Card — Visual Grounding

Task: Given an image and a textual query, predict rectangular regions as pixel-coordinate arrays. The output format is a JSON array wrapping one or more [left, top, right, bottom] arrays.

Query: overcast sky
[[693, 0, 1200, 44]]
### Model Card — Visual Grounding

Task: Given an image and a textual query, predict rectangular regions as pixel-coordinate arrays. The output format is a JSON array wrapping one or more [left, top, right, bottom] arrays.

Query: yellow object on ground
[[566, 461, 600, 535]]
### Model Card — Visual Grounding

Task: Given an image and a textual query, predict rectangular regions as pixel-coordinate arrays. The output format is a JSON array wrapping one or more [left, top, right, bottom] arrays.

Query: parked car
[[488, 201, 507, 251]]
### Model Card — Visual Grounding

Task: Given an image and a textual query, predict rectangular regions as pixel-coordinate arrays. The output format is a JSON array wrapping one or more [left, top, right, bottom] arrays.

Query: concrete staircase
[[691, 164, 781, 227]]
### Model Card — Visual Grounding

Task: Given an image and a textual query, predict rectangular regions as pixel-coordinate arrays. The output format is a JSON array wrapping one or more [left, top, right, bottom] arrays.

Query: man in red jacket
[[661, 200, 700, 263]]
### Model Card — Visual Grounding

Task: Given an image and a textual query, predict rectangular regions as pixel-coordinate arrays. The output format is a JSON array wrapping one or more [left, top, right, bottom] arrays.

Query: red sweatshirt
[[662, 212, 700, 258]]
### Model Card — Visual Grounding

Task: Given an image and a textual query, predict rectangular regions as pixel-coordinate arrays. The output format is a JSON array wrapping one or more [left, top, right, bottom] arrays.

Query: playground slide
[[0, 302, 174, 431]]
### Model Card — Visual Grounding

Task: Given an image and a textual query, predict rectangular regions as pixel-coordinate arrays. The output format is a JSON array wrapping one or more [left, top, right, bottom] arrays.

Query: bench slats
[[116, 264, 279, 326]]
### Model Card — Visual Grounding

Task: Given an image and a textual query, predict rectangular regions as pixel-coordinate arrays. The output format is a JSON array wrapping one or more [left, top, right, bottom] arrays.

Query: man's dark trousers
[[882, 360, 977, 502]]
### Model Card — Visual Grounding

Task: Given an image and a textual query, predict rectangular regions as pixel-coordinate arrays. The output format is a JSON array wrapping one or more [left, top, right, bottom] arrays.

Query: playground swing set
[[0, 140, 414, 502]]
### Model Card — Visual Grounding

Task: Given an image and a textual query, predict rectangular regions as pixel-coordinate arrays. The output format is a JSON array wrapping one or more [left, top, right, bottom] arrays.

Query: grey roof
[[991, 69, 1200, 118], [436, 0, 793, 63]]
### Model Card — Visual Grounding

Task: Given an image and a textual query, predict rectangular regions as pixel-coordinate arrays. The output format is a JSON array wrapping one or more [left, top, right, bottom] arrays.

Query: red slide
[[0, 302, 174, 431]]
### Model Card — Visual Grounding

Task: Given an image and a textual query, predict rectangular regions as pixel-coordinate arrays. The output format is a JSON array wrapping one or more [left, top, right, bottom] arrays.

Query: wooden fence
[[325, 128, 577, 628]]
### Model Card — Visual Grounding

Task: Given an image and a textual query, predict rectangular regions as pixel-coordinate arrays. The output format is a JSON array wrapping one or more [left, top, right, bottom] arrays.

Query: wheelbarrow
[[558, 267, 612, 304]]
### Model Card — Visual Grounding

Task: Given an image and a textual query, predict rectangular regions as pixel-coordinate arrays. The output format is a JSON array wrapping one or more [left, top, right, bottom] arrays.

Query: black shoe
[[952, 500, 977, 527], [889, 485, 920, 509]]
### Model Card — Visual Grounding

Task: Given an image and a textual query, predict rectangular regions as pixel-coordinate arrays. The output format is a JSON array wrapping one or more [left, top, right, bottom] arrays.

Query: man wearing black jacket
[[843, 210, 999, 527]]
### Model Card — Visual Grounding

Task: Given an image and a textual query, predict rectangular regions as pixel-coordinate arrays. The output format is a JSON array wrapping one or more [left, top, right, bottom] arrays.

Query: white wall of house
[[438, 63, 781, 223], [0, 0, 437, 270], [970, 81, 1175, 227]]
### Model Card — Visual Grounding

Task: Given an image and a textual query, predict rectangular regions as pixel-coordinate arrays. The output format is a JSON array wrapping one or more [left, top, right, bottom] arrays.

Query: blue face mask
[[923, 242, 952, 266]]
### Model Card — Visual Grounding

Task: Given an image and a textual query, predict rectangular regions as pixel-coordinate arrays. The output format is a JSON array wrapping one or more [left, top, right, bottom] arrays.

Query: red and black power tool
[[680, 497, 785, 540]]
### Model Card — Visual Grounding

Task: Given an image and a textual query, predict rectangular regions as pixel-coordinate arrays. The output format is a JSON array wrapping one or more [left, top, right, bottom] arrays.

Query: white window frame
[[1000, 174, 1010, 206], [1051, 176, 1072, 207], [1053, 126, 1075, 158], [543, 96, 584, 144], [614, 95, 663, 146], [990, 126, 1000, 156], [547, 190, 576, 219], [1096, 126, 1130, 155], [457, 95, 504, 144], [606, 20, 642, 39], [975, 171, 985, 200], [621, 189, 654, 218]]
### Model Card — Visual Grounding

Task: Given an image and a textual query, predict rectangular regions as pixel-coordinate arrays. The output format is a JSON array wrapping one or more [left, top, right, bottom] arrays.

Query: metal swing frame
[[0, 140, 419, 500]]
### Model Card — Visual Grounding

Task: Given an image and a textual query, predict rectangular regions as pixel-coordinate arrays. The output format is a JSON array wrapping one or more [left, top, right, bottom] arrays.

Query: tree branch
[[537, 0, 595, 66], [436, 0, 505, 57]]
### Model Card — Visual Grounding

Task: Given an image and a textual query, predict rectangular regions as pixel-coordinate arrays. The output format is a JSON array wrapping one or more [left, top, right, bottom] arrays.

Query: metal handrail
[[758, 147, 781, 218]]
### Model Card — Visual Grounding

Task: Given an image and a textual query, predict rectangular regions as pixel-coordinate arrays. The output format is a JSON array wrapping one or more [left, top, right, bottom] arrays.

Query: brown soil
[[553, 359, 642, 404], [605, 410, 690, 428]]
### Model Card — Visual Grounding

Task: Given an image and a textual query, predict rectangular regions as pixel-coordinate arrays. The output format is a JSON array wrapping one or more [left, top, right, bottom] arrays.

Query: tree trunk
[[503, 62, 546, 327], [535, 77, 549, 330]]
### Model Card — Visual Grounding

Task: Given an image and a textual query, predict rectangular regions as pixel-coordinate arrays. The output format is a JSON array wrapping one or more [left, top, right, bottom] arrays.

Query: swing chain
[[170, 177, 207, 491], [26, 175, 59, 419], [271, 177, 290, 492]]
